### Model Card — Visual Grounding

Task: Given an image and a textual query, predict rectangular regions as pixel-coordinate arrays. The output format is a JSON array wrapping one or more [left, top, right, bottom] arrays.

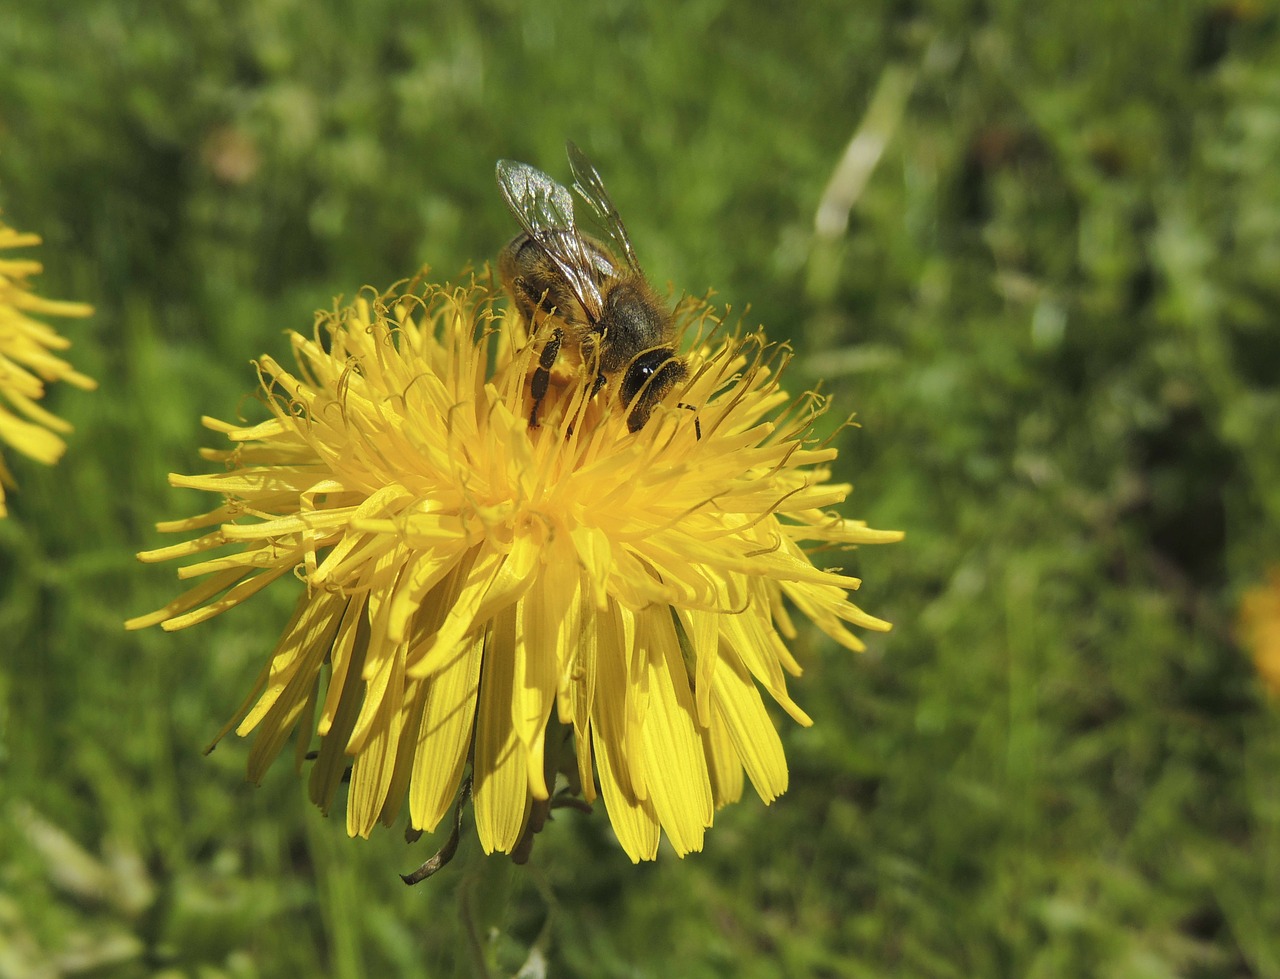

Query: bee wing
[[495, 158, 605, 319], [566, 141, 642, 274]]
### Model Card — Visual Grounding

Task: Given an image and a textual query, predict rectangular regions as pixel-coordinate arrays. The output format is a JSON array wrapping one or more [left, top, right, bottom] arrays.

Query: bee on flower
[[129, 149, 901, 871]]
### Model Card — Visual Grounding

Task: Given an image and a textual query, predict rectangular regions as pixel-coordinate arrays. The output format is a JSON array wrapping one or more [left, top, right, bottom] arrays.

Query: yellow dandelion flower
[[1240, 568, 1280, 699], [0, 216, 96, 518], [127, 277, 902, 864]]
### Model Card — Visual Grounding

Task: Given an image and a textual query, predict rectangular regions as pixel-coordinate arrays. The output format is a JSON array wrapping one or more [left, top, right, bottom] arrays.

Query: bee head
[[621, 349, 687, 432]]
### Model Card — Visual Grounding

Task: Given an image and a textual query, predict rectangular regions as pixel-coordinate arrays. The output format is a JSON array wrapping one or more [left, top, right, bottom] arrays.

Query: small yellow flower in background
[[0, 216, 96, 518], [1240, 568, 1280, 699], [127, 277, 901, 865]]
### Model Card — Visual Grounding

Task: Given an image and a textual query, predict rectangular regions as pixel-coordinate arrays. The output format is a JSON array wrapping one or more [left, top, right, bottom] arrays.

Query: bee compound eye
[[620, 349, 685, 410]]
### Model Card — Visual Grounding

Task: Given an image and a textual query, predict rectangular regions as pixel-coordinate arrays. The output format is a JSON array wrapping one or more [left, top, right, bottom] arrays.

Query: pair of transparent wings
[[495, 141, 642, 322]]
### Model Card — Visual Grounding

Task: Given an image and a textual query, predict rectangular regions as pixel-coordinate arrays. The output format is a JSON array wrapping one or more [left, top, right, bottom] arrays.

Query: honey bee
[[496, 141, 687, 432]]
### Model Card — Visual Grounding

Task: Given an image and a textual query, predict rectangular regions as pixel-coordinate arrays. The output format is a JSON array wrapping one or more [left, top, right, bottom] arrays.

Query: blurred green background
[[3, 1, 1279, 976]]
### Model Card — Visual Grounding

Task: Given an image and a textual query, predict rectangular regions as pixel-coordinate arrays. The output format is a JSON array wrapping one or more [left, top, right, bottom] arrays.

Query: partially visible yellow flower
[[0, 216, 96, 518], [128, 278, 902, 863], [1240, 568, 1280, 698]]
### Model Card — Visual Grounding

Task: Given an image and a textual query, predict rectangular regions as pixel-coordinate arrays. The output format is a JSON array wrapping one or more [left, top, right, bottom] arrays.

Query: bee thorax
[[599, 280, 670, 371]]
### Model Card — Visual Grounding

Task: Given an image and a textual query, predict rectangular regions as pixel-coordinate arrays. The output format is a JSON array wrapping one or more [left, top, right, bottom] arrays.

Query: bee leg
[[529, 326, 562, 429], [590, 372, 608, 397], [513, 275, 558, 322], [677, 402, 702, 440]]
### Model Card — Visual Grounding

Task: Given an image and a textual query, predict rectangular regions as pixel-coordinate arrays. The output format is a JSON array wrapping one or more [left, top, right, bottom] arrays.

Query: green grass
[[3, 1, 1279, 976]]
